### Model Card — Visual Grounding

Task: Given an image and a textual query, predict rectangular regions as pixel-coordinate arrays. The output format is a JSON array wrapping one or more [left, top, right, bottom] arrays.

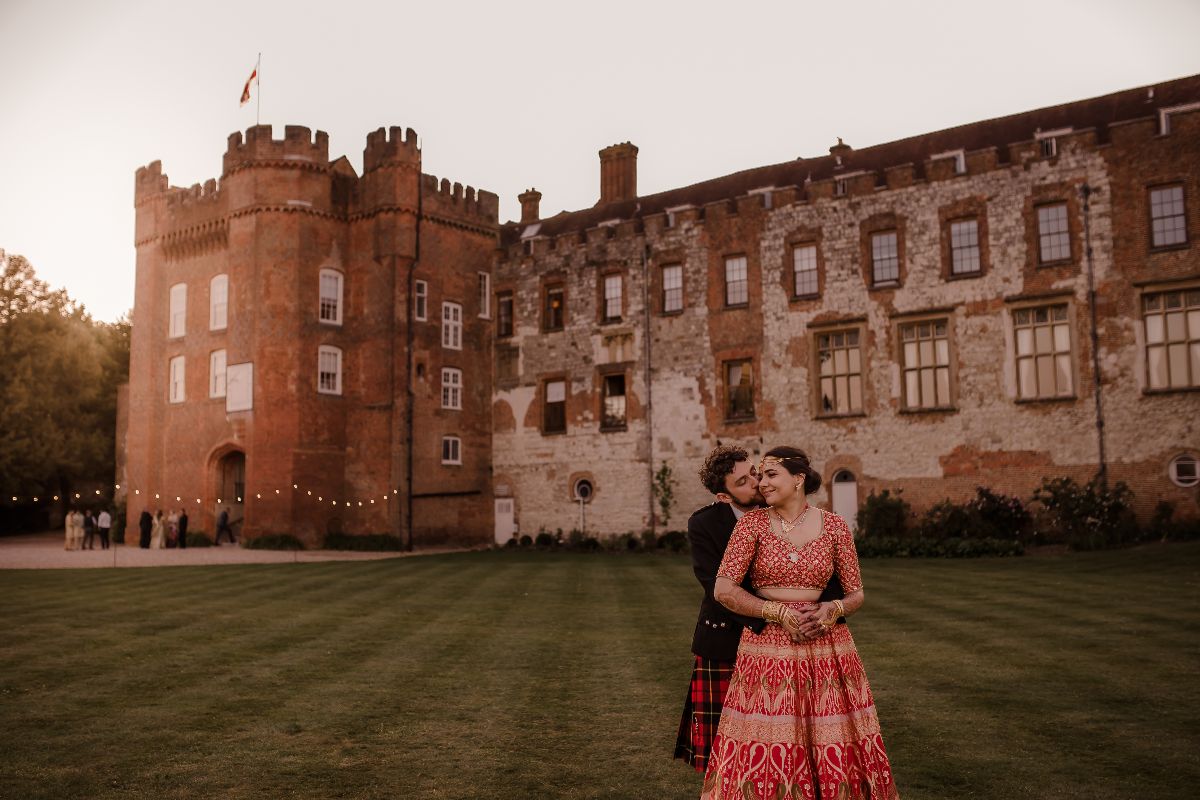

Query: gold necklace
[[774, 505, 809, 533]]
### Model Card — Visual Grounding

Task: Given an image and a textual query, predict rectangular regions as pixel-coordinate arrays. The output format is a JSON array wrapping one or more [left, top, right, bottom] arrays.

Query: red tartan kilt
[[674, 656, 735, 773]]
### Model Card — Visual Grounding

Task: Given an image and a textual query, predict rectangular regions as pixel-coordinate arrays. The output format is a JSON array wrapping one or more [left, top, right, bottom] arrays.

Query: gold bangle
[[761, 600, 781, 624], [833, 599, 845, 619]]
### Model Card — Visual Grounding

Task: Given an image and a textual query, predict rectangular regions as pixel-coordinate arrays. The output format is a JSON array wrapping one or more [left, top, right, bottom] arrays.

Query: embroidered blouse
[[715, 508, 863, 593]]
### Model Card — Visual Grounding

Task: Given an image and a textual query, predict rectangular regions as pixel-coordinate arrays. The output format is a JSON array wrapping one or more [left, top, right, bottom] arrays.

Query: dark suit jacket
[[687, 502, 847, 662]]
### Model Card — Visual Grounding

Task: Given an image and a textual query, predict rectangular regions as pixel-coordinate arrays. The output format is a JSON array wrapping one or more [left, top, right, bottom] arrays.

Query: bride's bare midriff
[[757, 587, 823, 602]]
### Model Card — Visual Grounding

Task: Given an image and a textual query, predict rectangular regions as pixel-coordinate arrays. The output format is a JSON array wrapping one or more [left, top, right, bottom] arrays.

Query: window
[[662, 264, 683, 313], [209, 349, 227, 398], [544, 285, 564, 331], [497, 292, 513, 337], [442, 302, 462, 350], [834, 179, 847, 197], [441, 436, 462, 466], [319, 269, 343, 325], [871, 232, 899, 285], [1150, 185, 1187, 248], [1013, 305, 1073, 399], [1040, 138, 1057, 158], [168, 283, 186, 338], [1169, 454, 1199, 488], [317, 346, 342, 395], [478, 272, 491, 319], [724, 256, 748, 306], [210, 274, 228, 330], [1143, 289, 1200, 390], [441, 367, 462, 410], [725, 360, 754, 420], [414, 280, 428, 321], [168, 356, 185, 403], [950, 219, 981, 275], [543, 379, 566, 434], [603, 274, 623, 322], [792, 245, 818, 297], [900, 320, 951, 409], [816, 330, 863, 415], [601, 373, 626, 430], [1036, 203, 1071, 264]]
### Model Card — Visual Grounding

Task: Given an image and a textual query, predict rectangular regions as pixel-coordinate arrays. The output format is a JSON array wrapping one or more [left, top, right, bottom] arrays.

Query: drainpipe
[[642, 243, 655, 534], [405, 162, 422, 551], [1081, 183, 1108, 489]]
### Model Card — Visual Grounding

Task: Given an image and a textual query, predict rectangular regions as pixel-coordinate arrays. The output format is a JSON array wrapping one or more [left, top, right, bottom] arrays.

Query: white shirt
[[97, 511, 112, 528]]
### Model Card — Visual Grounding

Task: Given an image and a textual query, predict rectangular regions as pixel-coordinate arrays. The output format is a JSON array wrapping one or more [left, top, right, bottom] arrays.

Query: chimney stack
[[598, 142, 638, 205], [518, 188, 542, 224]]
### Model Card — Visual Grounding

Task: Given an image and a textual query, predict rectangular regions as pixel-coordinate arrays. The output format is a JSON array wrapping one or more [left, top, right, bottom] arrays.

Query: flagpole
[[256, 53, 261, 127]]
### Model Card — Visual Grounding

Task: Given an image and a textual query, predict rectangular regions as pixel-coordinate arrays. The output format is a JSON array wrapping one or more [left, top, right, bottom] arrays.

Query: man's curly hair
[[699, 445, 750, 496]]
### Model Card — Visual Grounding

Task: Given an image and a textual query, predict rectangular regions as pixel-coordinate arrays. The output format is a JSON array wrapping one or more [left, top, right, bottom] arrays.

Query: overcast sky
[[2, 0, 1198, 322]]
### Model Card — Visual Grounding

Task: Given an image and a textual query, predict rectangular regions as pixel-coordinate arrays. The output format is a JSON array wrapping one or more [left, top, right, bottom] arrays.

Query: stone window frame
[[414, 279, 428, 322], [939, 199, 990, 281], [893, 311, 958, 413], [209, 274, 229, 331], [168, 283, 187, 338], [541, 375, 568, 435], [860, 214, 906, 290], [441, 366, 463, 410], [441, 301, 463, 350], [496, 290, 514, 338], [1147, 182, 1189, 252], [598, 365, 628, 432], [209, 349, 227, 399], [723, 254, 749, 308], [810, 319, 868, 419], [722, 358, 756, 423], [168, 355, 185, 404], [318, 269, 344, 326], [542, 280, 566, 332], [1005, 296, 1078, 404], [598, 269, 625, 325], [441, 435, 462, 466], [660, 262, 684, 315], [317, 345, 343, 396], [1139, 282, 1200, 394]]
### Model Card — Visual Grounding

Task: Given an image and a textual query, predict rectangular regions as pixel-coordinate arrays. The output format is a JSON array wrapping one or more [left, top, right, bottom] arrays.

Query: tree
[[0, 250, 129, 508], [653, 461, 676, 529]]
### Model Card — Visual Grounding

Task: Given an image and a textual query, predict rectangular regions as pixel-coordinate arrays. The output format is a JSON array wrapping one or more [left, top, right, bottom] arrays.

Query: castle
[[121, 75, 1200, 545]]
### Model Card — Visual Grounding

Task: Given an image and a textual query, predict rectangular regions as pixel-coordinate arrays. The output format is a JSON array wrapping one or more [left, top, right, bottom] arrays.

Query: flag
[[240, 67, 258, 106]]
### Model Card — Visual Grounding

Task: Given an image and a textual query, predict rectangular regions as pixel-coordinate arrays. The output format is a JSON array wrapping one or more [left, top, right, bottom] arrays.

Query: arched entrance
[[214, 450, 245, 540], [831, 470, 859, 532]]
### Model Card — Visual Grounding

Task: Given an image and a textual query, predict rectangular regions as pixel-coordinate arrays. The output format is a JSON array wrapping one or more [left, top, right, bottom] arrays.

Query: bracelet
[[761, 600, 783, 624], [833, 599, 846, 619]]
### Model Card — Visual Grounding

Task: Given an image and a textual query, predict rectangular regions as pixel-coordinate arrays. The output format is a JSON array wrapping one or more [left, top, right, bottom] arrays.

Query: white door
[[494, 498, 515, 545], [831, 471, 858, 533]]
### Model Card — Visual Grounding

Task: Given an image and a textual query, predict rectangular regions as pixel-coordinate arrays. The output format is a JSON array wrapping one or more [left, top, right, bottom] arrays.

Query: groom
[[673, 444, 844, 774]]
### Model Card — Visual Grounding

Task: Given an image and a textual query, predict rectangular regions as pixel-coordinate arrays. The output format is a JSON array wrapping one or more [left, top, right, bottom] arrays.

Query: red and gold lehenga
[[700, 508, 900, 800]]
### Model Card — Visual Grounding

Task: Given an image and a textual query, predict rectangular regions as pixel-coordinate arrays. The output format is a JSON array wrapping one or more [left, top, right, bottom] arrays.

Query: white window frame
[[1142, 288, 1200, 391], [792, 244, 818, 297], [477, 273, 491, 319], [168, 356, 185, 403], [815, 328, 864, 416], [724, 256, 748, 306], [1036, 204, 1071, 264], [442, 301, 462, 350], [899, 318, 953, 410], [662, 264, 683, 313], [441, 367, 462, 410], [1149, 185, 1187, 249], [603, 274, 623, 322], [317, 345, 343, 395], [950, 218, 982, 275], [209, 349, 227, 398], [168, 283, 187, 338], [209, 274, 228, 331], [1169, 454, 1200, 488], [441, 436, 462, 466], [415, 279, 428, 321], [1012, 304, 1074, 400], [319, 269, 343, 326]]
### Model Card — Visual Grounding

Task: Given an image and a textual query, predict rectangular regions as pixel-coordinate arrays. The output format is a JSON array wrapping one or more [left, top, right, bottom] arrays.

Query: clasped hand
[[777, 602, 835, 643]]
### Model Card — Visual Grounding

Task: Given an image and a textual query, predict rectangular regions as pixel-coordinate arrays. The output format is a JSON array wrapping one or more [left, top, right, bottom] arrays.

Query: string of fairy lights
[[5, 482, 400, 511]]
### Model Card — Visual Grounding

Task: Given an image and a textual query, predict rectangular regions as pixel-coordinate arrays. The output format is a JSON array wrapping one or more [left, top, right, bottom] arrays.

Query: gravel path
[[0, 531, 468, 570]]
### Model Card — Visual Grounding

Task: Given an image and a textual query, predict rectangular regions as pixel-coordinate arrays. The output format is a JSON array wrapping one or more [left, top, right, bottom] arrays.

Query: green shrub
[[657, 530, 689, 553], [534, 532, 556, 548], [857, 536, 1023, 558], [1031, 477, 1139, 550], [1151, 501, 1200, 542], [916, 499, 975, 540], [322, 532, 404, 551], [856, 489, 911, 539], [502, 537, 518, 549], [970, 487, 1033, 540], [245, 533, 305, 550], [518, 534, 533, 547], [185, 531, 214, 547]]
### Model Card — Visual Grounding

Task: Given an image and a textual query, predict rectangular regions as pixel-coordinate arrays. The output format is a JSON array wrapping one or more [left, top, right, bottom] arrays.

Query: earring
[[794, 482, 802, 492]]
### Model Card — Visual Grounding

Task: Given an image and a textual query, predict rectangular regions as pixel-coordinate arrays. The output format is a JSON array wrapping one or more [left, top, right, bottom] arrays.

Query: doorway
[[831, 470, 859, 532]]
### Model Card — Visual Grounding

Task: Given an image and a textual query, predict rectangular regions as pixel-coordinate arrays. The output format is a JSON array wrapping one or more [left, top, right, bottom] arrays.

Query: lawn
[[1, 543, 1198, 799]]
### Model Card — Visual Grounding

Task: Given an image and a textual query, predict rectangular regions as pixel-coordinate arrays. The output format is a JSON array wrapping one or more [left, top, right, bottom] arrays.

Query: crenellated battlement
[[363, 126, 420, 172], [165, 178, 222, 208], [135, 160, 169, 204], [222, 125, 330, 175], [421, 173, 499, 226]]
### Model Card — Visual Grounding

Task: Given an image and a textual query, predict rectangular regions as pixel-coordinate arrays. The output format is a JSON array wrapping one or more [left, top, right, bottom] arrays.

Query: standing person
[[215, 506, 234, 545], [96, 508, 112, 550], [64, 509, 77, 551], [166, 509, 180, 548], [82, 510, 97, 550], [138, 509, 153, 549], [177, 508, 189, 550], [150, 510, 165, 549], [701, 447, 899, 800]]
